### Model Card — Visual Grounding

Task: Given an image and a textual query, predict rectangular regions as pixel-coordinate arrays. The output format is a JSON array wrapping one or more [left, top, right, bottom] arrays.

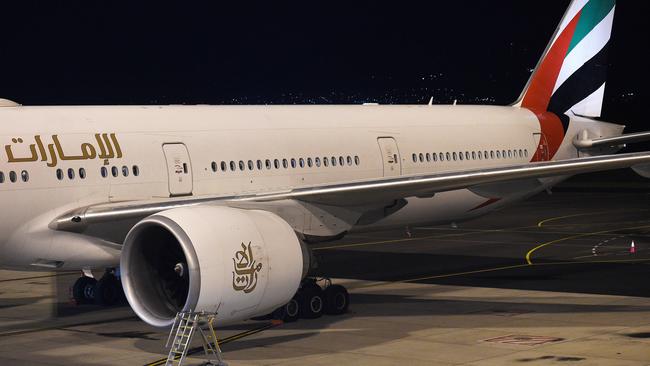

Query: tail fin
[[515, 0, 615, 119]]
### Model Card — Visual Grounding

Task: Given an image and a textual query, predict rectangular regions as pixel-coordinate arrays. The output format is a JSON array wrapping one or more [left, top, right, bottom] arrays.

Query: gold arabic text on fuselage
[[4, 133, 122, 167]]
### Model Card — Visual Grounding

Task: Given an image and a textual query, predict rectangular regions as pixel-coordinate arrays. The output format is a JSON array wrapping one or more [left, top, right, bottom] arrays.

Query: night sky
[[0, 1, 647, 132]]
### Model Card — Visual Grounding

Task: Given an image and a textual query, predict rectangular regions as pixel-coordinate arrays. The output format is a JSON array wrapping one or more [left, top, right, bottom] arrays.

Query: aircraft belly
[[353, 189, 489, 230]]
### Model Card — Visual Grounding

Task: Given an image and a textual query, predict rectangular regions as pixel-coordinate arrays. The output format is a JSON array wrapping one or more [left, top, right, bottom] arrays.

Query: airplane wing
[[50, 151, 650, 232]]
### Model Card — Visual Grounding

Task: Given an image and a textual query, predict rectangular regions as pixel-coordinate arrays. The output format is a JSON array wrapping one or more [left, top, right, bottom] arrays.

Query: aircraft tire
[[298, 282, 324, 319], [323, 284, 349, 315], [272, 296, 300, 322], [94, 273, 121, 306], [72, 276, 97, 305]]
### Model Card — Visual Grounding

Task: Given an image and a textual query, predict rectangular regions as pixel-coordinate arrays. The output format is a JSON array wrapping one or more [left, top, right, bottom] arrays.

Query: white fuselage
[[0, 104, 618, 270]]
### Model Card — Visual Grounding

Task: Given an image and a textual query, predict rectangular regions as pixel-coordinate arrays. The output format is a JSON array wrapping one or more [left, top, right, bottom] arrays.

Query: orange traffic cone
[[630, 241, 636, 254]]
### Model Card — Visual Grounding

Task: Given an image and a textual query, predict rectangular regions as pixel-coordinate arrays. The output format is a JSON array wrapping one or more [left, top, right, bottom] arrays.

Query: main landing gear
[[71, 268, 125, 306], [268, 278, 350, 323]]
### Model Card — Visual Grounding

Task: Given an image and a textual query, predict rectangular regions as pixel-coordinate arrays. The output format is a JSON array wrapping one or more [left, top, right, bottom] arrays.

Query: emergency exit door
[[377, 137, 402, 177], [162, 143, 193, 196]]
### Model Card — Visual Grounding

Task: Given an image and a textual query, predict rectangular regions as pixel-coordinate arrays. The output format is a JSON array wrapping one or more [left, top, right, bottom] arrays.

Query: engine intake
[[120, 206, 305, 327]]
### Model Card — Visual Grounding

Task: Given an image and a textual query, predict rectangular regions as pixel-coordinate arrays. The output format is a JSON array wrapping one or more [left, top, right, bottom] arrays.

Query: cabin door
[[162, 143, 193, 196], [533, 133, 550, 161], [377, 137, 402, 177]]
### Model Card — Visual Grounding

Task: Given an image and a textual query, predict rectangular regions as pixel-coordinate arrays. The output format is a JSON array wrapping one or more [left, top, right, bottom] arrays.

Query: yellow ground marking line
[[313, 224, 650, 252], [525, 224, 650, 265], [0, 272, 77, 283], [354, 258, 650, 290], [536, 209, 649, 227], [312, 227, 531, 251], [144, 321, 281, 366]]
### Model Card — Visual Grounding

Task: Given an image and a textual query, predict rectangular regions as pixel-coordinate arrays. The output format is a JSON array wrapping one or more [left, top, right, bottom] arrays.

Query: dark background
[[0, 1, 647, 133]]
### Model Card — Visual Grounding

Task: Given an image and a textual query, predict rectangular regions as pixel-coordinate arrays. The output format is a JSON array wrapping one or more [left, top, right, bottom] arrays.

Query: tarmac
[[1, 173, 650, 365]]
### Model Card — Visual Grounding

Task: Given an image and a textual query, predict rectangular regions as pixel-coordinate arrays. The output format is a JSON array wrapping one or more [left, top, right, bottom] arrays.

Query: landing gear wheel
[[94, 273, 122, 306], [272, 296, 300, 323], [72, 276, 97, 305], [298, 283, 324, 319], [324, 284, 349, 315]]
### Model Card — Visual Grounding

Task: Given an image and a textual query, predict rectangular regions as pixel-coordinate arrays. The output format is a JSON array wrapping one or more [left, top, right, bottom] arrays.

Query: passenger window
[[465, 152, 470, 160], [524, 149, 528, 157], [502, 150, 506, 158], [459, 152, 463, 161], [132, 165, 140, 176], [0, 171, 4, 183], [446, 152, 451, 161], [418, 153, 424, 163], [453, 152, 458, 161], [274, 159, 280, 169], [432, 153, 437, 162], [339, 156, 345, 166], [519, 149, 523, 158], [472, 151, 476, 160], [315, 157, 321, 167], [412, 153, 417, 163], [426, 153, 431, 162], [211, 162, 217, 172], [291, 158, 297, 168], [307, 158, 313, 167], [331, 157, 337, 166], [299, 158, 305, 168], [478, 151, 482, 160], [282, 159, 288, 169], [9, 171, 17, 183], [68, 168, 75, 180], [79, 168, 86, 179], [496, 151, 501, 159], [490, 151, 495, 159], [221, 161, 227, 171], [122, 166, 129, 176], [229, 161, 236, 171], [508, 150, 512, 158], [100, 167, 107, 178], [323, 157, 329, 167], [248, 160, 254, 170], [354, 155, 360, 165], [21, 170, 29, 182], [346, 156, 352, 166]]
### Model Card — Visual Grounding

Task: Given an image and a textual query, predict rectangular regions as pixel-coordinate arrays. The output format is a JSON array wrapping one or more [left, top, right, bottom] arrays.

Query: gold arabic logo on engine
[[232, 242, 263, 293]]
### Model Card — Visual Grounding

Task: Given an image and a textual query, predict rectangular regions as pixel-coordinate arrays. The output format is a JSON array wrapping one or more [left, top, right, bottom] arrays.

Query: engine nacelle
[[120, 206, 306, 328]]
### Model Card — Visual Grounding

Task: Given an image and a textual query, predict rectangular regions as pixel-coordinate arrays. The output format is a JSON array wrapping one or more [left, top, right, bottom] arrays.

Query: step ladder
[[165, 311, 227, 366]]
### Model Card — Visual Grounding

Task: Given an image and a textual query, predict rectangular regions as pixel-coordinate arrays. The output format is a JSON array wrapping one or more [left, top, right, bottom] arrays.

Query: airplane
[[1, 0, 648, 328]]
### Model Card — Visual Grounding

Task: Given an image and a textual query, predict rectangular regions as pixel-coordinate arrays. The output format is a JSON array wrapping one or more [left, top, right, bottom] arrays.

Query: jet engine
[[120, 205, 307, 327]]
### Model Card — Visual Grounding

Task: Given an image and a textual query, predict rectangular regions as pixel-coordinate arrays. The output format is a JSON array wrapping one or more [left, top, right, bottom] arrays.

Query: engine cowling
[[120, 206, 306, 328]]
